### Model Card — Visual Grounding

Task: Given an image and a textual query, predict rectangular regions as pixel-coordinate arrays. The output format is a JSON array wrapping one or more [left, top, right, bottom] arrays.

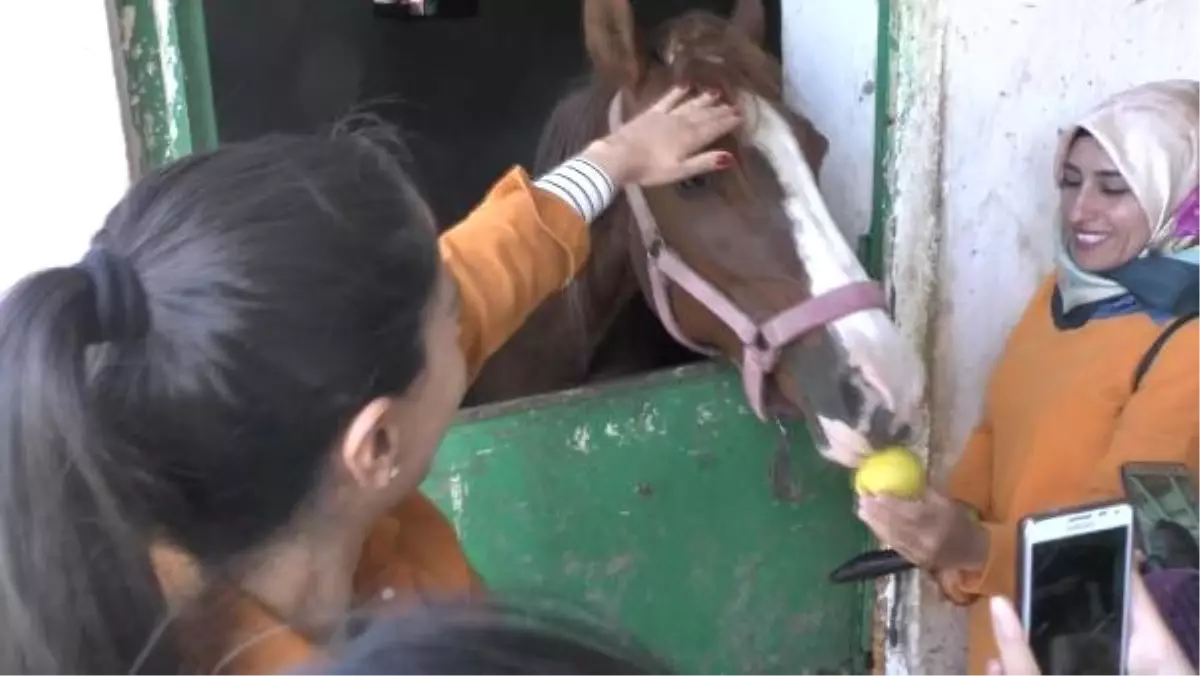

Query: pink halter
[[606, 95, 887, 420]]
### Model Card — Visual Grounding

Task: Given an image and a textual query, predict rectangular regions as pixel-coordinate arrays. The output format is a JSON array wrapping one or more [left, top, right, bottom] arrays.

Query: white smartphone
[[1017, 500, 1135, 675]]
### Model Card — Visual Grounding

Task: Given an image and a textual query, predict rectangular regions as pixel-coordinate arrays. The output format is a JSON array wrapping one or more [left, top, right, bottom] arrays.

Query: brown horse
[[469, 0, 925, 468]]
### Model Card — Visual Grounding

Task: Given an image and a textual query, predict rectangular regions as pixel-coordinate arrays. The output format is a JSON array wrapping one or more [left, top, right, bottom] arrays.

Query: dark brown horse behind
[[466, 0, 924, 468]]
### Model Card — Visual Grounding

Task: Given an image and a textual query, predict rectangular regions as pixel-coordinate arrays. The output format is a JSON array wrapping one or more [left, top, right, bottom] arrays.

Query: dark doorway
[[202, 0, 780, 225], [201, 0, 781, 398]]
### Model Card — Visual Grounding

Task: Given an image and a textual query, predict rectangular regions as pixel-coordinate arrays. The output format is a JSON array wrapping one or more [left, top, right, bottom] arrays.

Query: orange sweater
[[164, 167, 591, 674], [938, 276, 1199, 674]]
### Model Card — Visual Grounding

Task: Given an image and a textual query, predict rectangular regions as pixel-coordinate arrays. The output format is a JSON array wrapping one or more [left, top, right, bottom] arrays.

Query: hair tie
[[75, 246, 150, 344]]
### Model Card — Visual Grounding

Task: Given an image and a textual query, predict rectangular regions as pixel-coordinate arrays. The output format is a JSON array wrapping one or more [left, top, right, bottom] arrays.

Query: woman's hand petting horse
[[582, 86, 742, 187]]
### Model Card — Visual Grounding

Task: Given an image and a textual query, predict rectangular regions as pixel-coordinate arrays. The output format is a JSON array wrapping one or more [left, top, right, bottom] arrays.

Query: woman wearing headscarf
[[856, 79, 1200, 673]]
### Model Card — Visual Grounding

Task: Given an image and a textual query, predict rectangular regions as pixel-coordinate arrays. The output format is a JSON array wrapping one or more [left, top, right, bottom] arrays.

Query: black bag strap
[[1132, 312, 1199, 392]]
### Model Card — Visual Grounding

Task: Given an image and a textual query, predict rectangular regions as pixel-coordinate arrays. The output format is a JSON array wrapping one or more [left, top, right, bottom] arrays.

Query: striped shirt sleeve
[[533, 156, 617, 225]]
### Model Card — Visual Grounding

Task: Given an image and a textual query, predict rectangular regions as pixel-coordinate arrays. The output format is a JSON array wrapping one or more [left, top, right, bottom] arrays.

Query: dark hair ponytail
[[0, 126, 441, 673], [0, 268, 176, 673]]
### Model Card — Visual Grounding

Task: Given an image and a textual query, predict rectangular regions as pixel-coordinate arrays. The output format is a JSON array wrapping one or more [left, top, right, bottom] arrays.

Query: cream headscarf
[[1055, 79, 1199, 313]]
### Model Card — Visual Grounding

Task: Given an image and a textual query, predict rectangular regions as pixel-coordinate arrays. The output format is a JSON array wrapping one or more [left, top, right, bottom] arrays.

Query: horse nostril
[[866, 407, 910, 447], [838, 372, 865, 422]]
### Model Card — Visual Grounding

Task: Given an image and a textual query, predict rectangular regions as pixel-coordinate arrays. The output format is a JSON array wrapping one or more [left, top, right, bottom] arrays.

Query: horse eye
[[677, 175, 709, 194]]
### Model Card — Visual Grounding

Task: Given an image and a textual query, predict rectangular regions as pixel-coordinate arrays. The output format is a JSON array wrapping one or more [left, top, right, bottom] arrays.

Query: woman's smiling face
[[1058, 133, 1151, 272]]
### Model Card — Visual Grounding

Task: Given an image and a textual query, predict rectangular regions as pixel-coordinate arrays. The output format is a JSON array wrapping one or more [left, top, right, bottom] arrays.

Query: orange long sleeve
[[936, 276, 1199, 674], [438, 167, 591, 381]]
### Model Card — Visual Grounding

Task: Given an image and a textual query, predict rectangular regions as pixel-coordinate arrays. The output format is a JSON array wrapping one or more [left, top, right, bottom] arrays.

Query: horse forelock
[[658, 11, 832, 186], [655, 11, 788, 214], [658, 11, 782, 111]]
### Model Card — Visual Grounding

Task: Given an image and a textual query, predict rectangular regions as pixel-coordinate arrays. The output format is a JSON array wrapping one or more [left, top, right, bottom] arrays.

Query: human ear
[[340, 397, 404, 491]]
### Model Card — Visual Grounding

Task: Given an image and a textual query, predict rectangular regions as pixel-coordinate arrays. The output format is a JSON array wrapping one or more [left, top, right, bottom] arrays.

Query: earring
[[388, 466, 401, 481]]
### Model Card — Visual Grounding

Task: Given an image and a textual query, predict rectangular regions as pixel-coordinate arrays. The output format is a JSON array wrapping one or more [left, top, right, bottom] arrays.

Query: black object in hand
[[829, 548, 915, 584]]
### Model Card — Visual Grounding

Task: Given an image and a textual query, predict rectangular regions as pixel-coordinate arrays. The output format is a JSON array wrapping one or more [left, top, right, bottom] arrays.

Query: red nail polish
[[716, 153, 735, 169]]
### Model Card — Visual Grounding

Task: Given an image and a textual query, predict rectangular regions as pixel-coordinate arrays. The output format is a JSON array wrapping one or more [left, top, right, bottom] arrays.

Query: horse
[[468, 0, 925, 470]]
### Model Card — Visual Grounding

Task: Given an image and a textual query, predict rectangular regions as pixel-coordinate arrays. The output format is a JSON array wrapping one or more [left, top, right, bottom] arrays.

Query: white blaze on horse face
[[738, 93, 926, 462]]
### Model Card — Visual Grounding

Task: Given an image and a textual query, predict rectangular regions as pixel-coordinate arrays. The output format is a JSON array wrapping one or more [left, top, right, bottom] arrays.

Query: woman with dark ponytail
[[0, 87, 737, 674], [0, 249, 176, 673]]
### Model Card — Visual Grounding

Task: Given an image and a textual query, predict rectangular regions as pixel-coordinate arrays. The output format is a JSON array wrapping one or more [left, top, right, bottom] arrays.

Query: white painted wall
[[883, 0, 1200, 672], [0, 2, 130, 293], [781, 0, 879, 240]]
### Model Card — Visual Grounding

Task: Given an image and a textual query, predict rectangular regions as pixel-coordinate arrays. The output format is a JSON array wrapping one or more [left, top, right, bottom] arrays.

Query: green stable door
[[114, 1, 879, 671], [430, 365, 872, 673]]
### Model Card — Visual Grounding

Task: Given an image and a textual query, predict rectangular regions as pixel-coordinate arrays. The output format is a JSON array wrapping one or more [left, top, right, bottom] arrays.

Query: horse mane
[[534, 75, 618, 175], [533, 75, 631, 350]]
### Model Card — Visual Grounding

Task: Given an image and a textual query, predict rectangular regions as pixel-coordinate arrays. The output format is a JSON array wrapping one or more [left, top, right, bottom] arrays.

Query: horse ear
[[583, 0, 642, 88], [730, 0, 766, 45]]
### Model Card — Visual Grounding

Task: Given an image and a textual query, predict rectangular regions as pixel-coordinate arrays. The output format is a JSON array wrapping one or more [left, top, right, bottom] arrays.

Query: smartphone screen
[[1026, 519, 1131, 674], [1122, 464, 1199, 572]]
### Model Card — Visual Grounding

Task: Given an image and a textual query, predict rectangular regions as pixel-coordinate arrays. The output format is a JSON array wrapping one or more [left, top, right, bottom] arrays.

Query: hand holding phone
[[990, 569, 1195, 675], [1017, 501, 1135, 674]]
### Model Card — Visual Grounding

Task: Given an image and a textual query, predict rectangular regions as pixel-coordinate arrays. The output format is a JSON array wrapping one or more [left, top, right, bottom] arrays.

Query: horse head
[[574, 0, 925, 467]]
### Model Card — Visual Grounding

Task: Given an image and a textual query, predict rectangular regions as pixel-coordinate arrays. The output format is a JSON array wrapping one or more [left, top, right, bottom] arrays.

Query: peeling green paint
[[117, 0, 217, 172], [867, 0, 895, 283], [866, 6, 897, 669], [430, 364, 872, 674]]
